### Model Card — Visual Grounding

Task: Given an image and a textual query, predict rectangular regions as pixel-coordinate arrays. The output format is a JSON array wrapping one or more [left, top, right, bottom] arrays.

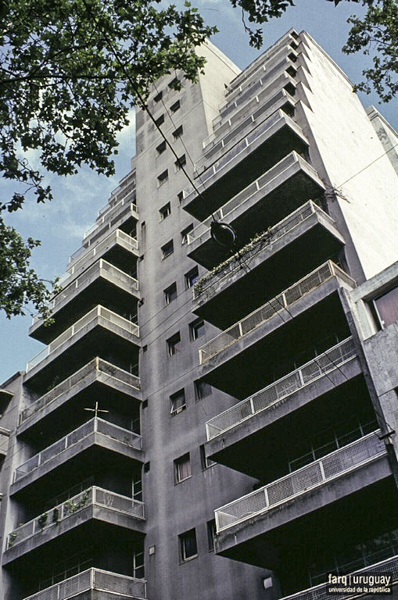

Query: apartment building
[[0, 29, 398, 600]]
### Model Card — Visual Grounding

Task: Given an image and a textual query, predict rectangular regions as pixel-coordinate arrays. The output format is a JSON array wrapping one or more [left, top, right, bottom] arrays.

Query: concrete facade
[[1, 30, 398, 600]]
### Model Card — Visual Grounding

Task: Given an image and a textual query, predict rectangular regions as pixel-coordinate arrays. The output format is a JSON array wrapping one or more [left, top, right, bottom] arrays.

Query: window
[[175, 154, 186, 171], [181, 224, 193, 245], [174, 453, 191, 483], [173, 125, 183, 139], [170, 100, 181, 113], [170, 389, 186, 415], [185, 267, 199, 289], [177, 191, 184, 203], [200, 444, 216, 470], [154, 91, 163, 103], [156, 140, 166, 155], [164, 282, 177, 305], [190, 319, 206, 341], [179, 529, 198, 562], [157, 169, 168, 187], [169, 76, 180, 90], [161, 240, 174, 259], [159, 202, 171, 221], [207, 519, 216, 552], [195, 381, 212, 401], [155, 114, 165, 127], [167, 332, 181, 356], [374, 286, 398, 329], [133, 550, 145, 579]]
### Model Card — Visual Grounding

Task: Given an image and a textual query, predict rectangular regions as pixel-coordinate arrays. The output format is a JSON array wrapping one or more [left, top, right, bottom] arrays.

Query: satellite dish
[[210, 221, 237, 248]]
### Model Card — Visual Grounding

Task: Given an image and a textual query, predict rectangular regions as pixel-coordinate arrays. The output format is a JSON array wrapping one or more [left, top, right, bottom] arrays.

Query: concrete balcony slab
[[4, 487, 145, 564], [182, 110, 309, 221]]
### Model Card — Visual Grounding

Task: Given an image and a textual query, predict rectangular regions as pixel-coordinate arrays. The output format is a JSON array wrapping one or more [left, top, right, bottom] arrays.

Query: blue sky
[[1, 0, 397, 384]]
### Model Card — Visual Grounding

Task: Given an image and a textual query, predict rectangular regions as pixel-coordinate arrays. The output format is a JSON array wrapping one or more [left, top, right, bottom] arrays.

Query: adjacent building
[[0, 29, 398, 600]]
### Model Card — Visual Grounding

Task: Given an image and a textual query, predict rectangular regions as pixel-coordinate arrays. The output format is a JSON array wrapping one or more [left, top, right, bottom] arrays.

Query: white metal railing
[[206, 337, 356, 440], [19, 358, 140, 425], [23, 568, 147, 600], [8, 487, 145, 549], [184, 110, 300, 201], [14, 418, 142, 483], [27, 306, 139, 372], [281, 555, 398, 600], [215, 431, 385, 532], [83, 196, 137, 241], [199, 262, 356, 365], [60, 229, 138, 286]]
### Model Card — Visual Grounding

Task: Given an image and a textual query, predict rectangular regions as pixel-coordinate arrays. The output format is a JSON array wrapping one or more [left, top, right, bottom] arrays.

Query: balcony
[[11, 418, 143, 496], [206, 337, 357, 439], [18, 358, 141, 436], [25, 306, 140, 393], [23, 569, 147, 600], [5, 487, 145, 561], [0, 426, 10, 457], [30, 259, 140, 343], [198, 261, 355, 398], [182, 110, 309, 220], [280, 555, 398, 600], [214, 432, 392, 569], [191, 205, 343, 329], [83, 199, 138, 247]]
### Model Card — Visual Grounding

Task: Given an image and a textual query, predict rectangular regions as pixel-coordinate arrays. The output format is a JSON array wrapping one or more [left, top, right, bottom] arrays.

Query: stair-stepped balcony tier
[[192, 200, 344, 329], [279, 555, 398, 600], [214, 432, 393, 569], [30, 259, 140, 344], [17, 358, 141, 437], [208, 72, 297, 150], [4, 487, 145, 564], [23, 569, 147, 600], [10, 418, 143, 497], [182, 110, 308, 221], [198, 262, 355, 399], [216, 55, 298, 126], [198, 88, 296, 168], [0, 426, 10, 457], [24, 306, 140, 394], [83, 198, 138, 248], [205, 340, 370, 478]]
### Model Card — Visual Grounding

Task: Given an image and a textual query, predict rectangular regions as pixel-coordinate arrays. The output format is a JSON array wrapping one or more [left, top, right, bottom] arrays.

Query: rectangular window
[[159, 202, 171, 221], [167, 332, 181, 356], [161, 240, 174, 259], [173, 125, 183, 139], [170, 100, 181, 113], [190, 319, 206, 341], [374, 286, 398, 329], [169, 76, 180, 90], [200, 444, 216, 470], [179, 529, 198, 562], [185, 267, 199, 289], [195, 381, 212, 401], [170, 389, 186, 415], [174, 453, 191, 483], [154, 91, 163, 103], [177, 191, 184, 203], [175, 154, 186, 171], [164, 283, 177, 305], [155, 114, 165, 127], [157, 169, 168, 187], [133, 550, 145, 579], [156, 140, 166, 155], [181, 224, 193, 245], [207, 519, 216, 552]]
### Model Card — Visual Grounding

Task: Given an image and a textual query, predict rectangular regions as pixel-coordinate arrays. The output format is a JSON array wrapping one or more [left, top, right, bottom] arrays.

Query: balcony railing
[[83, 196, 137, 241], [33, 260, 139, 327], [19, 358, 140, 425], [14, 418, 142, 483], [199, 262, 356, 365], [8, 487, 145, 549], [27, 306, 139, 372], [0, 426, 10, 455], [215, 431, 385, 532], [60, 229, 138, 287], [24, 568, 147, 600], [184, 110, 303, 201], [280, 554, 398, 600], [206, 338, 356, 441]]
